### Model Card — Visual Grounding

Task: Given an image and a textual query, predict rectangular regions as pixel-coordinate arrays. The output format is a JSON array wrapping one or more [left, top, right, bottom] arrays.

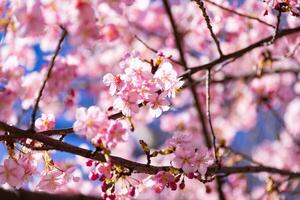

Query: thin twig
[[268, 11, 281, 45], [224, 146, 264, 166], [193, 0, 223, 56], [134, 35, 182, 65], [162, 0, 212, 147], [30, 27, 67, 130], [204, 0, 275, 29], [135, 35, 158, 54], [206, 69, 218, 163], [184, 67, 300, 89], [189, 26, 300, 72]]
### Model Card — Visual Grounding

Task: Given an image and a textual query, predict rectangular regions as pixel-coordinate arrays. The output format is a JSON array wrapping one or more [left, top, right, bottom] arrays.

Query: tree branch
[[30, 27, 68, 130], [1, 121, 300, 180], [193, 0, 223, 56], [204, 0, 275, 29], [189, 26, 300, 73]]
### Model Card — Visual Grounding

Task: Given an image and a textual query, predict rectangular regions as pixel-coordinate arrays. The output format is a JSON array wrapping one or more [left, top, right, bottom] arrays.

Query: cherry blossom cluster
[[168, 135, 214, 175], [263, 0, 300, 16], [103, 52, 184, 118], [0, 154, 36, 189], [1, 0, 300, 199], [73, 106, 128, 150], [0, 150, 80, 192]]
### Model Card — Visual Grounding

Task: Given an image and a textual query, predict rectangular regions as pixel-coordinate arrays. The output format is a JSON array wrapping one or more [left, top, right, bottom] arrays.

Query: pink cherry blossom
[[154, 62, 179, 90], [148, 92, 170, 117], [172, 146, 196, 174], [36, 170, 64, 192], [105, 120, 128, 149], [73, 106, 108, 140], [113, 90, 140, 116], [13, 0, 46, 37], [103, 73, 125, 95], [193, 147, 214, 175], [0, 158, 25, 188], [35, 113, 56, 131], [18, 153, 37, 182], [152, 171, 176, 193]]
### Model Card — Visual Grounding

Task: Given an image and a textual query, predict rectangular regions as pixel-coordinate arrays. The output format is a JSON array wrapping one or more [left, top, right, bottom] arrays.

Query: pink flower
[[148, 92, 170, 117], [106, 121, 128, 149], [167, 78, 184, 98], [103, 73, 125, 95], [125, 58, 153, 80], [96, 163, 112, 179], [172, 146, 196, 174], [14, 0, 46, 37], [18, 153, 37, 182], [61, 166, 80, 183], [154, 62, 178, 90], [100, 24, 119, 42], [73, 106, 108, 140], [167, 134, 193, 147], [0, 158, 25, 188], [36, 170, 64, 192], [113, 90, 140, 116], [35, 113, 56, 131], [152, 171, 176, 193], [193, 147, 214, 175]]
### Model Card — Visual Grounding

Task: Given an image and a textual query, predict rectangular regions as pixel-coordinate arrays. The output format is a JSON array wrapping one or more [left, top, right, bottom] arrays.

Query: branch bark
[[30, 27, 67, 130]]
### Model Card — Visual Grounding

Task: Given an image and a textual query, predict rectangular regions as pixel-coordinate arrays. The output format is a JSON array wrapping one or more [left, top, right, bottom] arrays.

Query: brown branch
[[162, 0, 212, 147], [39, 128, 74, 136], [189, 67, 300, 87], [189, 26, 300, 73], [30, 27, 68, 130], [162, 0, 188, 68], [224, 146, 264, 166], [206, 69, 218, 163], [1, 121, 300, 180], [268, 11, 282, 45], [135, 35, 158, 54], [193, 0, 223, 56], [204, 0, 275, 29]]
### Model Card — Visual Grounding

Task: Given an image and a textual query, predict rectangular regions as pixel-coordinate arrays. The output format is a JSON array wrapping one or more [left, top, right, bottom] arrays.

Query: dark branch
[[2, 121, 300, 180], [204, 0, 275, 28], [193, 0, 223, 56], [30, 27, 68, 130]]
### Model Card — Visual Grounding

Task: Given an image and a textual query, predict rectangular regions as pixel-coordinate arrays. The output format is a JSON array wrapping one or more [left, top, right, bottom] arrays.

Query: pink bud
[[129, 186, 135, 197], [179, 181, 185, 190], [89, 172, 99, 181], [187, 172, 194, 179], [109, 194, 116, 200], [170, 182, 177, 191], [86, 160, 93, 167], [101, 183, 107, 192]]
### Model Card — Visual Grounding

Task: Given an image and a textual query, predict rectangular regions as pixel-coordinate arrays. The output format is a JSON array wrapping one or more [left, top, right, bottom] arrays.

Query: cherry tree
[[1, 0, 300, 199]]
